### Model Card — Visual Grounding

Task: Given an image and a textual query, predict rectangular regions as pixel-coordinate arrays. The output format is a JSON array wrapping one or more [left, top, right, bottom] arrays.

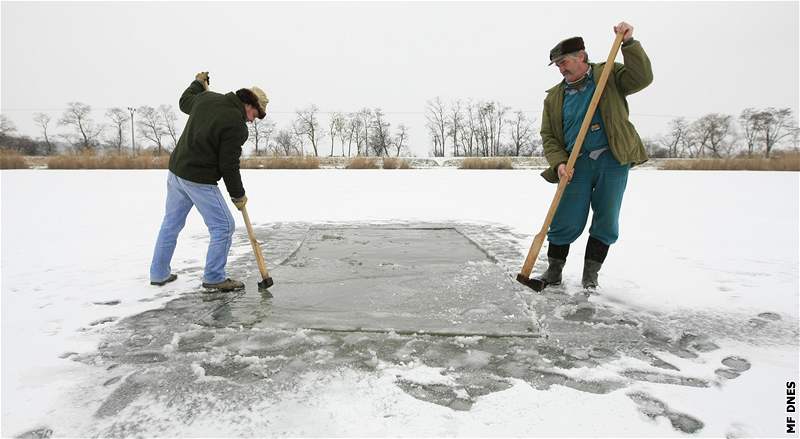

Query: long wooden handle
[[519, 31, 625, 278], [241, 205, 270, 280]]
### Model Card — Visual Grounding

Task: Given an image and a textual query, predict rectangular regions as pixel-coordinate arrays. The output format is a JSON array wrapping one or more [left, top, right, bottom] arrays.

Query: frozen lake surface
[[2, 169, 798, 437]]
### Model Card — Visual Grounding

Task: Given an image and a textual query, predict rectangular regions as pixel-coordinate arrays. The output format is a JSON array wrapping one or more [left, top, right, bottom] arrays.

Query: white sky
[[2, 1, 798, 156]]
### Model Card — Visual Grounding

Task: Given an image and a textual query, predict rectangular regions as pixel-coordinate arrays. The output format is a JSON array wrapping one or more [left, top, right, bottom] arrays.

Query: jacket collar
[[225, 92, 247, 120], [546, 62, 603, 93]]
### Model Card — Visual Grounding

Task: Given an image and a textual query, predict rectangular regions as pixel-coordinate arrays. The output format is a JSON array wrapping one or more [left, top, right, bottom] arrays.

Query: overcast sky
[[2, 1, 798, 156]]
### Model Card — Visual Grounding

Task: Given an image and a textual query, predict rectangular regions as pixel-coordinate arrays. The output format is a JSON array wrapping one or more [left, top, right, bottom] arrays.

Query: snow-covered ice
[[1, 169, 798, 437]]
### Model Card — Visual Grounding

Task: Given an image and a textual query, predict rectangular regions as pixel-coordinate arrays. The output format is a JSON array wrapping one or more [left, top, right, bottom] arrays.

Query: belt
[[587, 147, 608, 160]]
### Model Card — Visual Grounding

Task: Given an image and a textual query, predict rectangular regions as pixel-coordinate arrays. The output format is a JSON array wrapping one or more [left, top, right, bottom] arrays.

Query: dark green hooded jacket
[[540, 40, 653, 183], [169, 80, 248, 198]]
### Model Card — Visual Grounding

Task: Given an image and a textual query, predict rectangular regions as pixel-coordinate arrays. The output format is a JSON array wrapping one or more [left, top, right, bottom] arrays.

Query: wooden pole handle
[[241, 205, 270, 279]]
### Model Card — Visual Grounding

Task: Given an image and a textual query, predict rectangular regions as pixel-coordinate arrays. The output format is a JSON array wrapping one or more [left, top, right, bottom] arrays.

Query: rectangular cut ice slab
[[216, 226, 538, 337]]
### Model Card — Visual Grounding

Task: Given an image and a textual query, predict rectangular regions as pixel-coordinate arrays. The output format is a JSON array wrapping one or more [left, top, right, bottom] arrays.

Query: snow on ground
[[1, 168, 798, 436]]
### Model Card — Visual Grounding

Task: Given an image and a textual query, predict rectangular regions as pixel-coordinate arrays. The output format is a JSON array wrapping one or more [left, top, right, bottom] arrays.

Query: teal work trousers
[[547, 151, 630, 246]]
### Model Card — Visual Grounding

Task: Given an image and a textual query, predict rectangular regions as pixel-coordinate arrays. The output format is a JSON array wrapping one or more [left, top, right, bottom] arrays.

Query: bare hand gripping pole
[[241, 205, 274, 291], [517, 31, 625, 291]]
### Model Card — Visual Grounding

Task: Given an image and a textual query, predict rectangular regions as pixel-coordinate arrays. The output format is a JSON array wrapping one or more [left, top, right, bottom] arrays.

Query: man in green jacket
[[150, 71, 268, 292], [535, 22, 653, 291]]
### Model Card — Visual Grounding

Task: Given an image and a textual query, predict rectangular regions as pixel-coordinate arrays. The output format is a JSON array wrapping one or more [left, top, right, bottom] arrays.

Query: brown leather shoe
[[202, 278, 244, 292]]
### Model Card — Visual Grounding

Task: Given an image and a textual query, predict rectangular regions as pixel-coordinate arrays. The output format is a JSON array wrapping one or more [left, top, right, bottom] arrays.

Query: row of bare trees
[[1, 103, 180, 156], [425, 99, 798, 159], [248, 106, 410, 157], [425, 97, 539, 157], [653, 107, 798, 158], [4, 103, 797, 159]]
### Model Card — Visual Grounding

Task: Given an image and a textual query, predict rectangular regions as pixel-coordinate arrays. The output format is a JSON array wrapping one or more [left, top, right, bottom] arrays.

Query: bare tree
[[159, 105, 179, 151], [482, 102, 497, 156], [428, 131, 442, 158], [332, 112, 348, 157], [358, 108, 372, 156], [476, 101, 493, 156], [660, 117, 690, 158], [758, 108, 797, 158], [295, 105, 323, 157], [370, 108, 391, 156], [689, 113, 733, 158], [492, 103, 509, 156], [33, 113, 55, 155], [327, 112, 337, 157], [347, 113, 363, 157], [393, 124, 409, 157], [291, 120, 306, 156], [507, 110, 535, 156], [738, 109, 764, 157], [136, 105, 166, 155], [275, 127, 299, 156], [248, 117, 276, 156], [460, 101, 478, 156], [425, 97, 447, 157], [447, 100, 462, 156], [59, 102, 103, 151], [0, 114, 17, 138], [328, 112, 346, 157], [681, 130, 699, 158], [0, 114, 21, 153], [104, 108, 129, 153], [792, 121, 800, 153]]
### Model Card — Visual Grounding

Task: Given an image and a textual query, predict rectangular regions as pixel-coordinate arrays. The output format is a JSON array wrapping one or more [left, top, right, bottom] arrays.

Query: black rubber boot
[[533, 243, 569, 287], [582, 260, 603, 289], [537, 257, 566, 285], [582, 237, 609, 290]]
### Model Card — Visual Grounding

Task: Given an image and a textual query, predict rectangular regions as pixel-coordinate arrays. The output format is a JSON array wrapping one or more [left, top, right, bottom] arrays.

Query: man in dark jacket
[[150, 71, 268, 292], [535, 22, 652, 291]]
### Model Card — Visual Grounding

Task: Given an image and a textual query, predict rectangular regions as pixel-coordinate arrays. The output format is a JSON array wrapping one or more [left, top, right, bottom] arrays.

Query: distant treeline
[[1, 101, 797, 159], [423, 99, 798, 159]]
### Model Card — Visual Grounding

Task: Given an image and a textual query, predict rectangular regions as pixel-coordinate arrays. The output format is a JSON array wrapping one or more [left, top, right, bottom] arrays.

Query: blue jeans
[[547, 151, 630, 246], [150, 172, 235, 284]]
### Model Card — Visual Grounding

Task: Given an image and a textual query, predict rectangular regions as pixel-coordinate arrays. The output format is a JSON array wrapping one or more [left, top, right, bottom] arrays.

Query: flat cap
[[549, 36, 585, 65]]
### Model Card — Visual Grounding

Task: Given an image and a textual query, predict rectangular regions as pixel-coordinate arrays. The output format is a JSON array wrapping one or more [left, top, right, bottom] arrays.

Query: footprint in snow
[[747, 312, 781, 329], [757, 312, 781, 321], [89, 317, 117, 326], [103, 376, 122, 386], [714, 356, 751, 380], [714, 368, 740, 379], [721, 356, 751, 371], [627, 391, 704, 434]]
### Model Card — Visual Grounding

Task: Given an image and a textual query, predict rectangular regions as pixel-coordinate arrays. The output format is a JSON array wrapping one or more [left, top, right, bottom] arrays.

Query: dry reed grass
[[47, 153, 169, 169], [382, 157, 412, 169], [0, 150, 28, 169], [346, 157, 379, 169], [661, 152, 800, 171], [459, 158, 514, 169], [242, 156, 320, 169]]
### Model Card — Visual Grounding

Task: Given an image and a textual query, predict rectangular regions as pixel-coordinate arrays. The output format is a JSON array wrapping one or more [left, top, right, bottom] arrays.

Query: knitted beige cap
[[250, 86, 268, 118]]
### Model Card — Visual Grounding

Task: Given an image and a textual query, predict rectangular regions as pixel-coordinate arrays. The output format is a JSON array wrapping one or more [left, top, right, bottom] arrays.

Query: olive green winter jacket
[[169, 80, 249, 198], [540, 39, 653, 183]]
